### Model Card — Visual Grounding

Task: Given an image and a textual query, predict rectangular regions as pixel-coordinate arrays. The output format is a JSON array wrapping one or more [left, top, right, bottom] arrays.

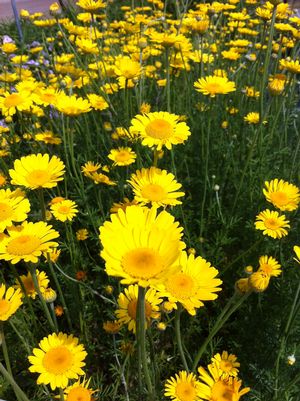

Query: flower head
[[258, 255, 281, 277], [28, 332, 87, 390], [194, 76, 236, 97], [165, 370, 201, 401], [0, 284, 22, 321], [263, 179, 300, 211], [17, 269, 49, 299], [0, 188, 30, 232], [108, 147, 136, 166], [255, 209, 290, 239], [51, 199, 78, 222]]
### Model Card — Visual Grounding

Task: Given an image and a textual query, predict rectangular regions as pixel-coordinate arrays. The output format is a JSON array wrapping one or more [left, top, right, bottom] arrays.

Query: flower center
[[0, 202, 13, 221], [141, 184, 167, 202], [166, 272, 195, 299], [4, 93, 23, 108], [43, 346, 73, 374], [175, 382, 197, 401], [260, 263, 273, 275], [264, 218, 280, 230], [122, 248, 164, 279], [7, 235, 41, 256], [211, 380, 234, 401], [66, 386, 91, 401], [0, 299, 10, 315], [57, 205, 71, 214], [26, 170, 51, 187], [207, 83, 222, 94], [127, 299, 152, 320], [145, 119, 173, 139], [270, 191, 288, 206], [220, 360, 233, 372], [115, 151, 131, 162]]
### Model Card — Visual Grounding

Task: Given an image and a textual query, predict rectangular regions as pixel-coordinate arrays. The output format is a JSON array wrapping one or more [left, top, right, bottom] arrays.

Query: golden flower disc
[[0, 299, 10, 315], [145, 119, 173, 139], [141, 184, 167, 202], [127, 299, 152, 320], [166, 272, 195, 299], [43, 346, 73, 375], [7, 235, 41, 256], [220, 360, 233, 372], [26, 170, 51, 187], [211, 380, 234, 401], [67, 386, 91, 401], [263, 218, 280, 230], [4, 93, 22, 107], [175, 382, 197, 401], [269, 191, 288, 206], [0, 202, 12, 220], [122, 248, 164, 279]]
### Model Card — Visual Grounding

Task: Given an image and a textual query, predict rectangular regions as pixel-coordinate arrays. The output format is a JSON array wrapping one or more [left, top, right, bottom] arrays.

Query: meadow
[[0, 1, 300, 400]]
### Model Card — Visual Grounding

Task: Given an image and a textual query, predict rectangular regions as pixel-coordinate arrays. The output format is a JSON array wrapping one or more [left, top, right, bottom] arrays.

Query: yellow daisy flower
[[0, 188, 30, 232], [64, 377, 96, 401], [9, 153, 65, 190], [210, 351, 240, 379], [116, 284, 162, 333], [51, 199, 79, 222], [54, 94, 91, 116], [0, 91, 33, 116], [294, 246, 300, 264], [28, 332, 87, 390], [114, 56, 142, 80], [0, 221, 59, 264], [0, 284, 22, 321], [76, 0, 106, 11], [108, 147, 136, 166], [99, 205, 185, 287], [17, 269, 49, 299], [258, 255, 281, 277], [159, 251, 222, 315], [87, 94, 109, 111], [248, 271, 270, 292], [279, 58, 300, 74], [110, 197, 138, 213], [263, 179, 300, 211], [129, 111, 191, 150], [197, 363, 250, 401], [255, 209, 290, 239], [165, 370, 202, 401], [194, 76, 236, 97], [128, 167, 185, 207]]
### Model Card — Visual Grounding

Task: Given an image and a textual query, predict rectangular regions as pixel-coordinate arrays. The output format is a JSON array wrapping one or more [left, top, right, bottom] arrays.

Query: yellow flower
[[258, 255, 281, 277], [0, 284, 22, 321], [128, 167, 185, 208], [0, 188, 30, 232], [249, 271, 270, 292], [165, 370, 201, 401], [244, 112, 265, 125], [0, 91, 33, 116], [255, 209, 290, 239], [110, 197, 138, 213], [279, 58, 300, 74], [210, 351, 240, 379], [293, 246, 300, 264], [129, 111, 191, 151], [108, 147, 136, 166], [10, 153, 65, 190], [194, 76, 236, 97], [114, 56, 142, 80], [28, 332, 87, 390], [159, 251, 222, 315], [76, 229, 88, 241], [76, 37, 99, 54], [198, 364, 250, 401], [0, 221, 59, 264], [116, 284, 162, 333], [54, 94, 91, 116], [51, 199, 78, 222], [17, 269, 49, 299], [99, 205, 185, 287], [87, 94, 109, 111], [64, 377, 96, 401], [42, 288, 57, 303], [35, 131, 62, 145], [235, 278, 251, 294], [268, 74, 286, 95], [76, 0, 106, 11], [263, 179, 300, 211], [0, 43, 17, 53], [103, 320, 122, 334]]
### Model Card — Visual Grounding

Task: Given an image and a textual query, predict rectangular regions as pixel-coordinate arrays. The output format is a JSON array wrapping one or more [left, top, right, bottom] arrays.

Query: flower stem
[[59, 388, 65, 401], [175, 306, 189, 371], [136, 286, 155, 400]]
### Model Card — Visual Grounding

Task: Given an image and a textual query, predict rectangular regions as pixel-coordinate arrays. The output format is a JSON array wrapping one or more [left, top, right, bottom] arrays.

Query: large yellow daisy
[[0, 91, 33, 116], [116, 284, 162, 333], [159, 252, 222, 315], [0, 188, 30, 232], [263, 179, 300, 211], [255, 209, 290, 239], [165, 370, 202, 401], [99, 205, 185, 287], [28, 332, 87, 390], [0, 221, 59, 264], [9, 153, 65, 190], [0, 284, 23, 321], [128, 167, 185, 208], [129, 112, 191, 150], [197, 364, 250, 401]]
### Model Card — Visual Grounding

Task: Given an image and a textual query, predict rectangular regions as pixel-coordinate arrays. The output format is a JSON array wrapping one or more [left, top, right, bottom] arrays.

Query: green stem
[[274, 279, 300, 400], [0, 322, 12, 376], [9, 320, 31, 353], [175, 306, 189, 371], [137, 286, 155, 400], [59, 388, 65, 401], [192, 292, 250, 371], [165, 47, 171, 112], [0, 362, 30, 401], [38, 188, 46, 221]]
